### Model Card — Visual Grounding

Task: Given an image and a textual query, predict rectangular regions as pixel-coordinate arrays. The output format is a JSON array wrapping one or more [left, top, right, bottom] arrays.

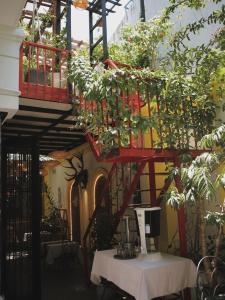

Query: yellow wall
[[43, 145, 179, 252], [43, 141, 225, 253], [44, 143, 111, 240]]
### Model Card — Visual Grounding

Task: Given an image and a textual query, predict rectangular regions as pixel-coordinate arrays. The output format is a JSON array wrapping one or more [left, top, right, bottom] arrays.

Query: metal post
[[148, 160, 157, 206], [0, 114, 3, 298], [101, 0, 108, 60], [89, 11, 94, 61], [0, 113, 2, 295], [0, 114, 7, 299], [56, 0, 61, 34], [31, 140, 41, 300], [66, 0, 72, 50], [140, 0, 146, 21], [66, 0, 72, 96]]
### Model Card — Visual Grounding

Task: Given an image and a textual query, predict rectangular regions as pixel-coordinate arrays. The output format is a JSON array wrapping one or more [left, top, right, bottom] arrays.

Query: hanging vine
[[69, 1, 224, 154]]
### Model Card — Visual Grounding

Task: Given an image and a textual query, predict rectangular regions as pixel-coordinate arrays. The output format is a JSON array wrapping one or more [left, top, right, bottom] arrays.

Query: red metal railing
[[80, 60, 207, 162], [80, 59, 208, 162], [19, 41, 70, 103]]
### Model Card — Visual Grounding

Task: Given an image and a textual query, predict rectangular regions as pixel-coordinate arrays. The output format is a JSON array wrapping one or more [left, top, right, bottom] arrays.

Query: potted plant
[[51, 59, 68, 88], [40, 11, 54, 28], [23, 55, 50, 85], [41, 183, 67, 238], [49, 30, 67, 88]]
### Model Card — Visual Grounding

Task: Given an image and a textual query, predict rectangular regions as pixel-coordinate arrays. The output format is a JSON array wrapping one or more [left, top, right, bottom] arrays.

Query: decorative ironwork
[[1, 140, 41, 300], [196, 256, 225, 299], [64, 152, 88, 189]]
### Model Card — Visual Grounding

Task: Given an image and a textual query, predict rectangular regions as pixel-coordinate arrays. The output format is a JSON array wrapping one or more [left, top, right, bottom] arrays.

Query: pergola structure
[[1, 1, 194, 299], [20, 0, 122, 59], [2, 0, 122, 155], [1, 2, 125, 299], [87, 0, 122, 59]]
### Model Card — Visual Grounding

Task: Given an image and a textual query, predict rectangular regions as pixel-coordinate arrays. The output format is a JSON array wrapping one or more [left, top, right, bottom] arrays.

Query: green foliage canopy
[[69, 0, 224, 154]]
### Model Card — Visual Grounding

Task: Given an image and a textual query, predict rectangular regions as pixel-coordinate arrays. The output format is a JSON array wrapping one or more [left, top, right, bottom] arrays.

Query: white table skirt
[[91, 249, 197, 300]]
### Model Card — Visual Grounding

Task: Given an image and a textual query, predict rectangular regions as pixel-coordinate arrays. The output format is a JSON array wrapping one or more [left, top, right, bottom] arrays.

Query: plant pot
[[53, 72, 67, 88], [25, 69, 47, 84]]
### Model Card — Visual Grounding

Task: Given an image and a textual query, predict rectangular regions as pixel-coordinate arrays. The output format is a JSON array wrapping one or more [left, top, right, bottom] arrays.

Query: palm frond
[[201, 124, 225, 148]]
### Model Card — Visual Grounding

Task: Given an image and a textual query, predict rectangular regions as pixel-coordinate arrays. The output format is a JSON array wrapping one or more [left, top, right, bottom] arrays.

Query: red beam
[[157, 176, 173, 204], [23, 40, 69, 53], [98, 148, 207, 163], [85, 133, 101, 161], [116, 159, 147, 219]]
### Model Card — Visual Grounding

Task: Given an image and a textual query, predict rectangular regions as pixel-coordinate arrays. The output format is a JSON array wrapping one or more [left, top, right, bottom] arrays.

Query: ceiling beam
[[13, 115, 75, 125], [19, 105, 72, 115], [40, 137, 79, 143], [3, 128, 82, 138], [35, 109, 76, 138], [40, 141, 71, 145], [4, 122, 83, 133]]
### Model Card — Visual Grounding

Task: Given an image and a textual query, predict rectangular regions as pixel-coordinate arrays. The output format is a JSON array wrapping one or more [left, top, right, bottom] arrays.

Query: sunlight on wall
[[80, 190, 89, 237], [68, 180, 75, 240], [93, 174, 104, 208], [89, 168, 108, 212]]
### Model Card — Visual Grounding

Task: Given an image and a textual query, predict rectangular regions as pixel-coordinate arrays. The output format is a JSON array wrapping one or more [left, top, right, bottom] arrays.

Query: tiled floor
[[42, 255, 98, 300], [41, 253, 137, 300], [40, 253, 185, 300]]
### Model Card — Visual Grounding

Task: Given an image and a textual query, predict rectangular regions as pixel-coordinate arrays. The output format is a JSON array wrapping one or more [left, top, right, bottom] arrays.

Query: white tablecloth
[[91, 249, 197, 300], [45, 241, 78, 264]]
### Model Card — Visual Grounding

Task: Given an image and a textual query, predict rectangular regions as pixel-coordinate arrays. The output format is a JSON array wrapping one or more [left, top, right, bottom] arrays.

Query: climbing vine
[[69, 0, 224, 154]]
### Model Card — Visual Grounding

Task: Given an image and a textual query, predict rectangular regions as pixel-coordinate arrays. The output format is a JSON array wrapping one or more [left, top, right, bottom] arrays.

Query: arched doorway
[[95, 175, 111, 213], [94, 175, 112, 250], [71, 183, 81, 242]]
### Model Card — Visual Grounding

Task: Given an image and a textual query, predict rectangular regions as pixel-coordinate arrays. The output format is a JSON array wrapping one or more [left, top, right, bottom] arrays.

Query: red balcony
[[80, 60, 208, 162], [19, 41, 70, 103]]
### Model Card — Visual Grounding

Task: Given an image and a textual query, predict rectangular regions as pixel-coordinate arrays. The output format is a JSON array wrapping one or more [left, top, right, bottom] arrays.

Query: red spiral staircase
[[80, 60, 207, 282]]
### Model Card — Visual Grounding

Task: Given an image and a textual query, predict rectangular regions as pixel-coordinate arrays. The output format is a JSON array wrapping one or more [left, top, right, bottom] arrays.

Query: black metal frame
[[0, 113, 4, 297], [196, 256, 225, 299], [0, 2, 88, 299], [22, 0, 122, 61], [3, 104, 85, 155], [31, 139, 41, 300], [1, 137, 42, 300], [88, 0, 122, 61], [139, 0, 145, 21]]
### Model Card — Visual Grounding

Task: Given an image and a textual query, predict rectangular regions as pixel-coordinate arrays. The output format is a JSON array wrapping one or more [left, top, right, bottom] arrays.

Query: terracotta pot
[[53, 72, 67, 88]]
